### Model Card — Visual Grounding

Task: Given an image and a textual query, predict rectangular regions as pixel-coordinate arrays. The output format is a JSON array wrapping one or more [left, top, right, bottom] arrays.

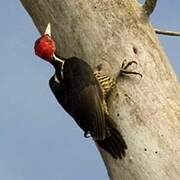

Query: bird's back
[[62, 57, 96, 90]]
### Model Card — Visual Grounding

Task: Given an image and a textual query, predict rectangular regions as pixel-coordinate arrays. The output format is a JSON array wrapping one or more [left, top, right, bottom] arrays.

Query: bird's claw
[[120, 60, 142, 78], [84, 131, 91, 138]]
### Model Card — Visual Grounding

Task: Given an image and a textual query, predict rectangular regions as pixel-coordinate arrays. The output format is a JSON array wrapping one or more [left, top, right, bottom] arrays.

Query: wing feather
[[71, 85, 106, 140], [49, 76, 106, 140]]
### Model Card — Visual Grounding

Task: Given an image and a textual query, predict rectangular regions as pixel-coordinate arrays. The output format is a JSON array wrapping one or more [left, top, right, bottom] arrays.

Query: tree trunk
[[20, 0, 180, 179]]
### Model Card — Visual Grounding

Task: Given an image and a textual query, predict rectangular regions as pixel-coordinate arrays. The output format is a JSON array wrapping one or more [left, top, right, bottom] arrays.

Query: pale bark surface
[[20, 0, 180, 179]]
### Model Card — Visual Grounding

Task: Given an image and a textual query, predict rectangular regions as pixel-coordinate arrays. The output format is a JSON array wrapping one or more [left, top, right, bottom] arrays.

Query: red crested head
[[34, 23, 56, 63]]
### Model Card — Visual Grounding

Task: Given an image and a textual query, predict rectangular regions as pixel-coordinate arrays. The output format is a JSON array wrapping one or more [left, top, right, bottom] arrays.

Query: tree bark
[[20, 0, 180, 179]]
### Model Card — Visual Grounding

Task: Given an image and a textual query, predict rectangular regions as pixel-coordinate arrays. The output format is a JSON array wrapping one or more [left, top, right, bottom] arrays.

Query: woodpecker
[[34, 23, 141, 159]]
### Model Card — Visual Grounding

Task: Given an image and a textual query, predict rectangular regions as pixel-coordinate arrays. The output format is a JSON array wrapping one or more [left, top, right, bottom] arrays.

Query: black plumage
[[49, 57, 127, 159]]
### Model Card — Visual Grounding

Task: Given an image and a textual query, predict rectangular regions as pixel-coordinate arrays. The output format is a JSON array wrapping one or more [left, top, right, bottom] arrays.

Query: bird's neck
[[52, 57, 65, 81]]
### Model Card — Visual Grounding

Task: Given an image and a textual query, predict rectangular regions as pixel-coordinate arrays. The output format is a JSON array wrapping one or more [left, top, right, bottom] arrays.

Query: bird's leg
[[94, 59, 142, 104], [119, 59, 142, 77], [94, 60, 142, 99]]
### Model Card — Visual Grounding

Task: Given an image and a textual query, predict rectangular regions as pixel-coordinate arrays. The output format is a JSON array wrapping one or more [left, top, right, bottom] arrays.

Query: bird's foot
[[84, 131, 91, 138], [119, 60, 142, 77]]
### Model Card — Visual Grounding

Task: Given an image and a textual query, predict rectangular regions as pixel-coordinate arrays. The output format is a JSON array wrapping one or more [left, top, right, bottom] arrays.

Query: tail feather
[[96, 114, 127, 159]]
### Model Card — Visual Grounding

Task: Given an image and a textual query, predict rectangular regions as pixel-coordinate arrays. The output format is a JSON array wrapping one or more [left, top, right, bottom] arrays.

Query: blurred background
[[0, 1, 179, 180]]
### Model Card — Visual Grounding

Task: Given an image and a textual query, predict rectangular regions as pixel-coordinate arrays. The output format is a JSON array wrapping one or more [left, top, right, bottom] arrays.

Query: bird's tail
[[96, 114, 127, 159]]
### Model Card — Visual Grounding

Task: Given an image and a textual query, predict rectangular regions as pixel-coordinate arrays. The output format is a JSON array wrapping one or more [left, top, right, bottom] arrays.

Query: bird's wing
[[70, 85, 106, 140], [49, 75, 106, 140]]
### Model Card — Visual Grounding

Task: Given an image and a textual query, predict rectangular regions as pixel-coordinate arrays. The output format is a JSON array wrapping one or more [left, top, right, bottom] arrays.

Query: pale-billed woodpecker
[[34, 23, 141, 159]]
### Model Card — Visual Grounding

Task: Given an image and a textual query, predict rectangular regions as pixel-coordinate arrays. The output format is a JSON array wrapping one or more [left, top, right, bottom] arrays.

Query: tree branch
[[143, 0, 157, 16], [155, 28, 180, 36]]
